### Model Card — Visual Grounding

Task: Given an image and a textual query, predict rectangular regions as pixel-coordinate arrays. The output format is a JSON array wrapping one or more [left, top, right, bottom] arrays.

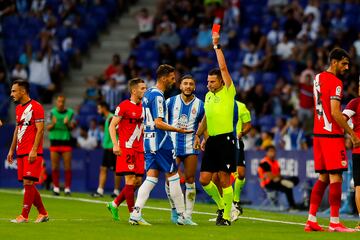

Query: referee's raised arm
[[212, 32, 233, 89]]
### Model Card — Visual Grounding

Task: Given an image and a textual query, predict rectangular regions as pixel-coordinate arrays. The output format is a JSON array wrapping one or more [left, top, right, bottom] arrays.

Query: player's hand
[[200, 138, 206, 151], [194, 135, 200, 150], [113, 145, 121, 156], [64, 116, 69, 125], [212, 32, 220, 45], [28, 149, 37, 163], [178, 128, 194, 134], [7, 151, 14, 164], [52, 116, 57, 124], [351, 134, 360, 148], [0, 120, 2, 127]]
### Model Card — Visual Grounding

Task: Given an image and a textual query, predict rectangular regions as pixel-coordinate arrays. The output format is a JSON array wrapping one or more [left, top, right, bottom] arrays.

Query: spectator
[[11, 62, 28, 81], [283, 8, 301, 40], [101, 77, 126, 112], [196, 23, 212, 50], [83, 76, 101, 105], [276, 35, 295, 60], [243, 127, 261, 150], [234, 65, 255, 96], [88, 119, 102, 145], [281, 115, 307, 150], [257, 145, 299, 210], [135, 7, 154, 38], [156, 23, 180, 50], [259, 131, 274, 150], [104, 54, 122, 81], [77, 127, 98, 150], [267, 20, 284, 47], [110, 65, 126, 88], [178, 47, 199, 72], [298, 59, 314, 122], [242, 43, 262, 69], [124, 55, 140, 80], [272, 117, 286, 150]]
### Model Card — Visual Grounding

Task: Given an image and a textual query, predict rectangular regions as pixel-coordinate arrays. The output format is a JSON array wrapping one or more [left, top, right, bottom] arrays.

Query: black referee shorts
[[201, 132, 236, 173], [102, 149, 116, 171], [353, 153, 360, 187], [236, 139, 245, 167]]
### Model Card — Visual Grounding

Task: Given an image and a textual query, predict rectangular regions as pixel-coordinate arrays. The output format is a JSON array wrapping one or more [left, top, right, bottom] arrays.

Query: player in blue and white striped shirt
[[166, 75, 204, 225], [130, 64, 194, 226]]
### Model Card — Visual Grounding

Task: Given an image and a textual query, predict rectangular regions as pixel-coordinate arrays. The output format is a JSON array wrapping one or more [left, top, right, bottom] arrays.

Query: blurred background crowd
[[0, 0, 360, 151]]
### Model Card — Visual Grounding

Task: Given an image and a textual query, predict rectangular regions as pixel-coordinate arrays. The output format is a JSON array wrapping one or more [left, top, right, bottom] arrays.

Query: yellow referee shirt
[[235, 101, 251, 135], [205, 83, 236, 136]]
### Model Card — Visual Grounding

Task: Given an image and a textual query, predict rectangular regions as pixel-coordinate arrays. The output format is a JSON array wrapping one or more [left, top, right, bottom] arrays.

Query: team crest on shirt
[[178, 114, 189, 128], [128, 164, 135, 170], [336, 86, 342, 96], [191, 108, 196, 115]]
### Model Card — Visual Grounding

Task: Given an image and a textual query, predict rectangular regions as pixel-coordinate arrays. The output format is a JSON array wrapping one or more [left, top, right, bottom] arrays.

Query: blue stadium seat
[[261, 72, 278, 93]]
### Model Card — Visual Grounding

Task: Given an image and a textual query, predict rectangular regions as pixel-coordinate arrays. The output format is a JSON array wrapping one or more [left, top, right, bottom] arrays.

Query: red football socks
[[65, 170, 72, 189], [52, 169, 60, 188], [329, 182, 342, 218], [309, 180, 328, 216], [124, 185, 135, 213], [22, 185, 36, 218], [33, 186, 47, 215]]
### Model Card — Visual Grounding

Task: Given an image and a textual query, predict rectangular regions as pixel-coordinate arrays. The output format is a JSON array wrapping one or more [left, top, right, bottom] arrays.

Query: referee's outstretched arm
[[212, 32, 233, 89]]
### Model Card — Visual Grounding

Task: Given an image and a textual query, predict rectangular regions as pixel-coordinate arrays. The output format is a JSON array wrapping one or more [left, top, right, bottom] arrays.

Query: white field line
[[0, 189, 308, 226]]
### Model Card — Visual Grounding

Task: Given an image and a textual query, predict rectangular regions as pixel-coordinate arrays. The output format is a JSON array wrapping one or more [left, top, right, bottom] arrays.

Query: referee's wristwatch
[[213, 44, 221, 50]]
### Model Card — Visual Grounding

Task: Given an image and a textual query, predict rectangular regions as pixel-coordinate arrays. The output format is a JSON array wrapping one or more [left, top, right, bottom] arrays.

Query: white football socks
[[185, 182, 196, 218], [168, 173, 185, 215], [132, 176, 158, 217]]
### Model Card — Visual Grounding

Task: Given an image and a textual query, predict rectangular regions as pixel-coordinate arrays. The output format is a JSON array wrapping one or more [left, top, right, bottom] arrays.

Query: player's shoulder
[[31, 99, 44, 110], [347, 97, 360, 107]]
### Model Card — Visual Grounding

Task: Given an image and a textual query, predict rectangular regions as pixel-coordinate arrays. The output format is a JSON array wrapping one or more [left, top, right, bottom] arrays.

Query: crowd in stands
[[2, 0, 360, 152]]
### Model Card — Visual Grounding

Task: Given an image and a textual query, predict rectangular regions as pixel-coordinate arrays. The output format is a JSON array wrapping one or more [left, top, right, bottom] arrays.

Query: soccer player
[[47, 95, 75, 196], [194, 32, 237, 226], [231, 100, 252, 220], [342, 82, 360, 230], [166, 75, 205, 225], [91, 101, 121, 198], [129, 64, 193, 225], [305, 48, 360, 232], [106, 78, 146, 221], [7, 80, 49, 223]]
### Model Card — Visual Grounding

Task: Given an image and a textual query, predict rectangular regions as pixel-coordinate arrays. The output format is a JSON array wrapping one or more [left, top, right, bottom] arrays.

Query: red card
[[212, 24, 221, 34]]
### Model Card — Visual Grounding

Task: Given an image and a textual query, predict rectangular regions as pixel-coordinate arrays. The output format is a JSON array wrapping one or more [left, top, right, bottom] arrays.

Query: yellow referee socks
[[203, 181, 225, 210], [222, 186, 234, 220]]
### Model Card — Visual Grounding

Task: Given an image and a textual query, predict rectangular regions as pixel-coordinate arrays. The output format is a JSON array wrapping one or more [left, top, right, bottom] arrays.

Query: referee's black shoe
[[215, 209, 224, 225], [217, 218, 231, 226]]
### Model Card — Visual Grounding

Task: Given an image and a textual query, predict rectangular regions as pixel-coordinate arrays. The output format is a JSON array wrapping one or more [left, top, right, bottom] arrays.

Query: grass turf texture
[[0, 189, 359, 240]]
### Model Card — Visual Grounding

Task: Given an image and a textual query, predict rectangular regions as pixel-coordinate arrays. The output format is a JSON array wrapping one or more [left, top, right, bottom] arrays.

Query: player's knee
[[199, 177, 210, 186]]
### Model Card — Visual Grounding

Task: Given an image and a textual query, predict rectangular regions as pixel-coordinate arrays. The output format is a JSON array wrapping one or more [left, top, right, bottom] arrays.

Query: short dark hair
[[12, 79, 30, 94], [97, 101, 110, 110], [179, 74, 196, 84], [265, 145, 276, 152], [128, 77, 145, 93], [156, 64, 175, 80], [329, 48, 350, 62], [208, 68, 222, 80]]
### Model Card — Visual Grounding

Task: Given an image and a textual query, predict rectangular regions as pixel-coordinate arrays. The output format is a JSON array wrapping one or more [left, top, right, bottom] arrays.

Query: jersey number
[[144, 107, 155, 130]]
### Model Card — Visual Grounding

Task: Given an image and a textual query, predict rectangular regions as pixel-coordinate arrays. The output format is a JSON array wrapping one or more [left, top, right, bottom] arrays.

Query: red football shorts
[[50, 146, 72, 153], [313, 137, 347, 173], [116, 148, 144, 176], [17, 155, 43, 182]]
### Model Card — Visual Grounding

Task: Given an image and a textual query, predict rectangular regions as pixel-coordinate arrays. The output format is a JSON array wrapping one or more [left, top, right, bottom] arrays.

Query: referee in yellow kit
[[194, 31, 236, 226]]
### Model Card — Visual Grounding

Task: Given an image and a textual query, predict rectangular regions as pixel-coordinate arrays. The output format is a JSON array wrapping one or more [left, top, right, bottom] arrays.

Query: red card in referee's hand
[[212, 24, 221, 34]]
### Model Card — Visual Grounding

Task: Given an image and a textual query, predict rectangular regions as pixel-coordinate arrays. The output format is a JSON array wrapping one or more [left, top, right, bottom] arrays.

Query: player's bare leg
[[50, 152, 61, 195], [63, 151, 72, 195]]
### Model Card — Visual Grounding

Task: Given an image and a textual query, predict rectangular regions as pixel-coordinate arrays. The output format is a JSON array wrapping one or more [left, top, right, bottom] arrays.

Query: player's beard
[[183, 91, 194, 97]]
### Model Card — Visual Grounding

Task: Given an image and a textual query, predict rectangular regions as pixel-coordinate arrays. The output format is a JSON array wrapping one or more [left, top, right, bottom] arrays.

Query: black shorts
[[102, 149, 116, 171], [201, 132, 236, 173], [236, 139, 245, 167], [352, 153, 360, 187]]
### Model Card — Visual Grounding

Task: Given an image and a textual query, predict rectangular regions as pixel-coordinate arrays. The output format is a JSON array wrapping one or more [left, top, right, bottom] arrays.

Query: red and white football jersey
[[313, 71, 344, 135], [343, 97, 360, 153], [114, 99, 144, 151], [16, 100, 44, 155]]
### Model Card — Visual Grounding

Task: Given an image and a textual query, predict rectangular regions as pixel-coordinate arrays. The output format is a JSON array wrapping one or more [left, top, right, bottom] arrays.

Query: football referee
[[194, 31, 236, 226]]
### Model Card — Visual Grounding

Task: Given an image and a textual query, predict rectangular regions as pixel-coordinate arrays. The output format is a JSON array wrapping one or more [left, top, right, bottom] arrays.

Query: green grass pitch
[[0, 189, 359, 240]]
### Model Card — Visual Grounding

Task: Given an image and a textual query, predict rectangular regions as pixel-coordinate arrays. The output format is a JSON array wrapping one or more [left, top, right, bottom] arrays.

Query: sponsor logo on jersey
[[336, 86, 342, 96]]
